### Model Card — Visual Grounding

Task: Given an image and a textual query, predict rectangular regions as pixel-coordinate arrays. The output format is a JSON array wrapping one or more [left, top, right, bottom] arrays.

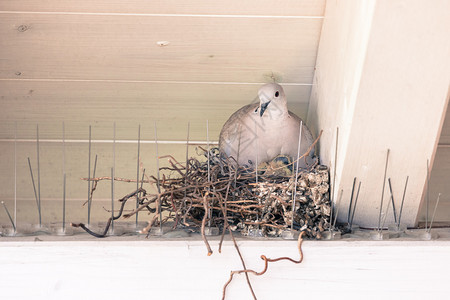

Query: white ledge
[[1, 235, 449, 300]]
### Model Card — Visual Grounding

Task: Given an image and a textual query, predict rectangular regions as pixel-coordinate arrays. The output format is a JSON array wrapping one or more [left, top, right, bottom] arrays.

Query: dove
[[219, 83, 315, 169]]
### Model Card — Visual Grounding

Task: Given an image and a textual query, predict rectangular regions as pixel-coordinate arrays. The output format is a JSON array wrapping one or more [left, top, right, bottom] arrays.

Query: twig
[[201, 192, 213, 256], [222, 231, 305, 300], [71, 188, 145, 237], [81, 176, 154, 184], [216, 188, 257, 300]]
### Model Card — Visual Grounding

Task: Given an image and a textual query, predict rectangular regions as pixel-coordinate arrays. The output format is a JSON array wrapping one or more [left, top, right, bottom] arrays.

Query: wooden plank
[[0, 14, 321, 83], [0, 81, 311, 140], [0, 0, 325, 16], [0, 240, 449, 300]]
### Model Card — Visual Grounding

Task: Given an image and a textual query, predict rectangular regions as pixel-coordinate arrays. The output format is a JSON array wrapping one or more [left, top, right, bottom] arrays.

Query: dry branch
[[222, 231, 305, 300]]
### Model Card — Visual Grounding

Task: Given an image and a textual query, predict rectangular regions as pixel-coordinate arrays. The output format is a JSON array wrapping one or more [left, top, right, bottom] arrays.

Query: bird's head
[[257, 83, 287, 118]]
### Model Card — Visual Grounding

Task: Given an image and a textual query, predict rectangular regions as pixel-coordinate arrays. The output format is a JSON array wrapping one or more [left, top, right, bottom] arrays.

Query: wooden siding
[[0, 1, 325, 224]]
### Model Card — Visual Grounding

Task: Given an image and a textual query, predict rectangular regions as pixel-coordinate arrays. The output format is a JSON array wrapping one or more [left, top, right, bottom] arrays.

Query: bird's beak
[[260, 101, 271, 117]]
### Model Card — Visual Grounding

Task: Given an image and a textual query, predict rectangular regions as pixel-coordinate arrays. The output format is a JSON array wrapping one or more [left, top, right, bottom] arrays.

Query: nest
[[74, 144, 332, 240], [241, 164, 331, 238]]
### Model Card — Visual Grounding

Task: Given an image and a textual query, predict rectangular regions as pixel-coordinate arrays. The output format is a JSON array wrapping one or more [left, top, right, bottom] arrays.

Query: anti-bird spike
[[87, 125, 92, 226], [36, 124, 42, 227], [330, 127, 339, 232], [291, 120, 303, 230], [378, 149, 390, 231], [136, 124, 141, 228]]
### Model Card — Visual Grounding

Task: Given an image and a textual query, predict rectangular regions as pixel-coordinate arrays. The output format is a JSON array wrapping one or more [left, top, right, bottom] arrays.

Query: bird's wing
[[219, 103, 259, 151], [286, 111, 315, 158]]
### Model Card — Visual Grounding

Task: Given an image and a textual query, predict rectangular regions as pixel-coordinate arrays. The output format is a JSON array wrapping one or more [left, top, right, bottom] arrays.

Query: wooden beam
[[308, 0, 450, 227]]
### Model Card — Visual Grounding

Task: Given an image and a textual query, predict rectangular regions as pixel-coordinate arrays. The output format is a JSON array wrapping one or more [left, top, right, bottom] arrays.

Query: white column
[[308, 0, 450, 227]]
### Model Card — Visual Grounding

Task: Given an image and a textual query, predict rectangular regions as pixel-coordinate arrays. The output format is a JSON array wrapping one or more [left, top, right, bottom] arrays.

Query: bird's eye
[[275, 91, 279, 97]]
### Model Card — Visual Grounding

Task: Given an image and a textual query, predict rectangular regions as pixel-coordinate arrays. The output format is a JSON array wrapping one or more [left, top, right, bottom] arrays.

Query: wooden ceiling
[[0, 0, 325, 142]]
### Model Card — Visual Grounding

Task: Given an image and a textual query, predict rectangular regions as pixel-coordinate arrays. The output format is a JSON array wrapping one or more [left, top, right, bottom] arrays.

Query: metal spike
[[89, 155, 98, 215], [186, 121, 190, 175], [232, 125, 242, 203], [113, 122, 116, 175], [27, 157, 40, 226], [111, 167, 114, 234], [381, 184, 394, 230], [347, 177, 357, 223], [14, 122, 17, 231], [234, 125, 242, 187], [62, 122, 66, 232], [428, 193, 441, 233], [206, 120, 211, 228], [136, 124, 141, 227], [350, 181, 361, 227], [185, 122, 190, 196], [87, 125, 92, 226], [332, 189, 344, 230], [397, 176, 409, 230], [62, 122, 65, 174], [140, 169, 146, 190], [254, 119, 258, 185], [330, 127, 339, 232], [207, 120, 210, 183], [387, 178, 397, 224], [111, 123, 116, 233], [154, 122, 162, 232], [182, 121, 190, 228], [63, 173, 66, 232], [1, 201, 16, 232], [36, 124, 41, 227], [378, 149, 390, 232], [426, 159, 430, 230], [291, 120, 303, 230]]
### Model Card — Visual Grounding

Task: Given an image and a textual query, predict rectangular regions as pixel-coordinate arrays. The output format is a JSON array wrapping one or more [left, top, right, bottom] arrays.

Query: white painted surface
[[0, 238, 449, 300], [308, 0, 450, 227]]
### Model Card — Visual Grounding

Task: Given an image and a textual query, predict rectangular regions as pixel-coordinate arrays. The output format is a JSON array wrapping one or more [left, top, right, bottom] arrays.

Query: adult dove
[[219, 83, 315, 169]]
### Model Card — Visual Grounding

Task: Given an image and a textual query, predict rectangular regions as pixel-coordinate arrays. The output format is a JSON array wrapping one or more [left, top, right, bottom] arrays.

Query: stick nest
[[75, 143, 331, 239], [137, 147, 331, 238]]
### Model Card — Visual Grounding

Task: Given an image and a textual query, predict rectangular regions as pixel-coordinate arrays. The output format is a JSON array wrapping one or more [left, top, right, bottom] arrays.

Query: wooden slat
[[0, 0, 325, 16], [0, 81, 311, 140], [0, 14, 321, 83]]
